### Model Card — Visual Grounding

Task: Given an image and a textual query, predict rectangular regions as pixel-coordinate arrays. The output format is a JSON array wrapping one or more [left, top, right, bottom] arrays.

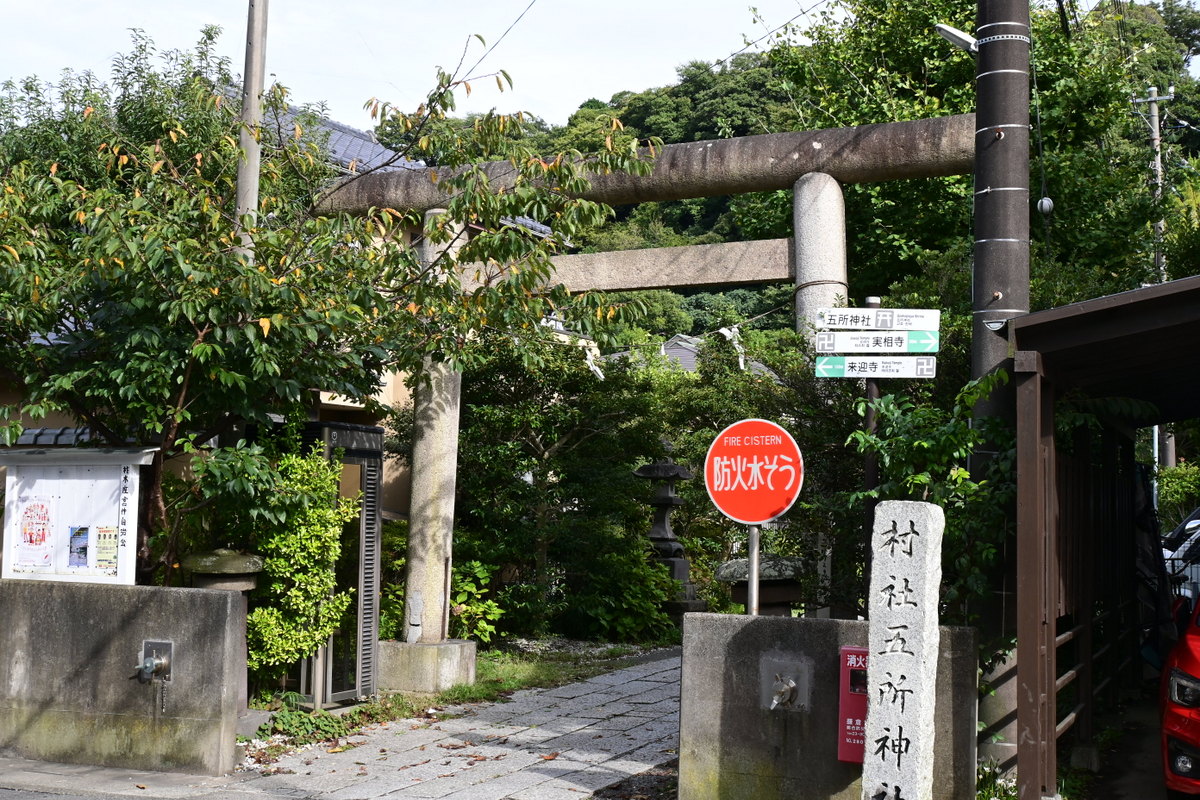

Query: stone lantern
[[181, 548, 264, 593], [634, 451, 706, 623], [714, 555, 808, 616]]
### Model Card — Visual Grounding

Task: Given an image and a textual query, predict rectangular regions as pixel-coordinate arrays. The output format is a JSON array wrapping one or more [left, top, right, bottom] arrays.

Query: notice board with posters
[[1, 448, 156, 585]]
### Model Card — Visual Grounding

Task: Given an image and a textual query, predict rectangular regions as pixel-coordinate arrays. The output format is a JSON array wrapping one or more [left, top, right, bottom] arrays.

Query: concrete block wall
[[0, 581, 245, 775], [679, 613, 977, 800], [377, 639, 476, 694]]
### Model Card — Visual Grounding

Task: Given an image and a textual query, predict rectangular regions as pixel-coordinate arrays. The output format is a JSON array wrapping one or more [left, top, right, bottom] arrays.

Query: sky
[[2, 1, 820, 132]]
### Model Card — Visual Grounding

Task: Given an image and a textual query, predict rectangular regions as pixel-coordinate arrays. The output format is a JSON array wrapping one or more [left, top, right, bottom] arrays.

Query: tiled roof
[[15, 427, 98, 446], [662, 333, 703, 372], [270, 106, 418, 174], [605, 334, 702, 370], [316, 117, 418, 174], [606, 333, 777, 379], [291, 111, 553, 238]]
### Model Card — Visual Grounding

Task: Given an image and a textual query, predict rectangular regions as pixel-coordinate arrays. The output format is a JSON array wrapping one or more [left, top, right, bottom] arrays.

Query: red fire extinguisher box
[[838, 645, 869, 762]]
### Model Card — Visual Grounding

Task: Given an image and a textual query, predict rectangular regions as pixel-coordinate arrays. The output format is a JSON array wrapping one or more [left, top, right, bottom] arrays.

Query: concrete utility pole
[[1135, 85, 1177, 472], [1135, 84, 1173, 281], [970, 0, 1031, 420], [965, 0, 1032, 784], [235, 0, 268, 260]]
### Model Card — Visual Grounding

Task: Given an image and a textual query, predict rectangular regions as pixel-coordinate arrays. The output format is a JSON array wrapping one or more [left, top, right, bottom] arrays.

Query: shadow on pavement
[[1093, 683, 1167, 800]]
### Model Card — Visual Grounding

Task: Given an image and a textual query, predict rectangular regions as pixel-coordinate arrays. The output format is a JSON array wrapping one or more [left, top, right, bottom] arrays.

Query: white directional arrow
[[906, 331, 940, 353], [815, 357, 846, 377]]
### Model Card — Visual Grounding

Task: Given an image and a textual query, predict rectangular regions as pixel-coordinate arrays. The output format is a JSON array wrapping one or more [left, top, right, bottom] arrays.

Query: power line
[[1165, 108, 1200, 134], [464, 0, 539, 80], [1030, 40, 1057, 262], [478, 302, 792, 360], [715, 0, 832, 65]]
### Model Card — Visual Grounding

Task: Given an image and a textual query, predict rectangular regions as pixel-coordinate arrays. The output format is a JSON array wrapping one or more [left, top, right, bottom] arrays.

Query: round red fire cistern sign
[[704, 418, 804, 525]]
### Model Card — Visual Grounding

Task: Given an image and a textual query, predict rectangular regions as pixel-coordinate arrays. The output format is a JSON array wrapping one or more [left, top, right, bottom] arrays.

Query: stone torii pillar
[[793, 172, 848, 333], [405, 360, 460, 645], [380, 211, 476, 693]]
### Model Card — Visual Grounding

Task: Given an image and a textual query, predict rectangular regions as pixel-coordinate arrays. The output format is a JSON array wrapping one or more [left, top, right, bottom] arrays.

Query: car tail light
[[1170, 668, 1200, 707]]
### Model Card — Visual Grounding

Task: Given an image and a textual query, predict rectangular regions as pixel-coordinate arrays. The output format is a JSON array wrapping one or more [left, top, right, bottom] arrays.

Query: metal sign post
[[747, 524, 761, 616]]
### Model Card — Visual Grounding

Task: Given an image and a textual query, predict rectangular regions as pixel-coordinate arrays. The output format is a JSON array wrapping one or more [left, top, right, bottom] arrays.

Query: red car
[[1163, 593, 1200, 796]]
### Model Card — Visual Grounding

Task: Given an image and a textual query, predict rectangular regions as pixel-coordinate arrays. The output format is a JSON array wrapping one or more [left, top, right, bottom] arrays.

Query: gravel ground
[[499, 637, 672, 659]]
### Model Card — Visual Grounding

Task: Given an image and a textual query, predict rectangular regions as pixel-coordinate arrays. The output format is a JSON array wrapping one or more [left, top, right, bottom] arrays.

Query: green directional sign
[[814, 331, 940, 354], [815, 356, 938, 379], [907, 331, 939, 353], [815, 357, 847, 378]]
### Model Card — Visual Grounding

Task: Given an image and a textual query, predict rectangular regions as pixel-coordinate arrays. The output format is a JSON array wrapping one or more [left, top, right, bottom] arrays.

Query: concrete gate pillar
[[792, 172, 848, 335], [378, 210, 477, 693]]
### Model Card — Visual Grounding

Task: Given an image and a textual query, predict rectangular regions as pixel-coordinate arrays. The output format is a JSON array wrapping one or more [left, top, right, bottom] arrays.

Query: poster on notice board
[[1, 450, 154, 585]]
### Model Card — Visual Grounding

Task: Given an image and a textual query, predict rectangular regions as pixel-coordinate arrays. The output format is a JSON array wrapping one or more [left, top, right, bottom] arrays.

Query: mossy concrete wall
[[0, 581, 244, 775], [679, 613, 976, 800]]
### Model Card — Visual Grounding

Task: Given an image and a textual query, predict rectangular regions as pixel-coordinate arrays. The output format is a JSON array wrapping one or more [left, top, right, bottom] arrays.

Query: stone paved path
[[0, 650, 682, 800]]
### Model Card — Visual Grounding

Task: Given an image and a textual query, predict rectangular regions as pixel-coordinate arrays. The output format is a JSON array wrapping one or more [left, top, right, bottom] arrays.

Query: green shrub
[[376, 523, 506, 644], [245, 446, 358, 682], [847, 372, 1015, 624], [256, 693, 419, 746], [377, 519, 409, 640], [556, 546, 676, 642], [259, 706, 350, 745], [449, 561, 504, 643], [493, 580, 563, 639], [976, 759, 1017, 800], [1160, 460, 1200, 532], [379, 584, 406, 641], [414, 333, 677, 642]]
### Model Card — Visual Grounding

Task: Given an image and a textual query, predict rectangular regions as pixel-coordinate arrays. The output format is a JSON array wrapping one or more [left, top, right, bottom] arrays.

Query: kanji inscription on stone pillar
[[862, 500, 944, 800]]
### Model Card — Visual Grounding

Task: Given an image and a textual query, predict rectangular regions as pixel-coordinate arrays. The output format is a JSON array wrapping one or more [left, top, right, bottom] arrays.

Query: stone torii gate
[[316, 113, 974, 688]]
